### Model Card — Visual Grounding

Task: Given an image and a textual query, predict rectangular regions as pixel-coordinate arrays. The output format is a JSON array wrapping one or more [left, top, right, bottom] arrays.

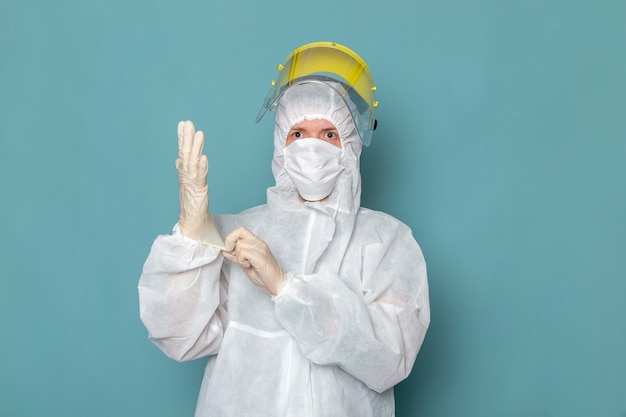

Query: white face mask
[[283, 138, 344, 201]]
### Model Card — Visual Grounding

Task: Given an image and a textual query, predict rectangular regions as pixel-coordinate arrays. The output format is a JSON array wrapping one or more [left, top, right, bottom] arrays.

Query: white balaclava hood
[[268, 82, 362, 216]]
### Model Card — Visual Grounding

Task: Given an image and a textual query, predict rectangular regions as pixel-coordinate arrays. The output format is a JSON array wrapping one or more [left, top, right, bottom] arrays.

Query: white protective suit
[[138, 82, 430, 417]]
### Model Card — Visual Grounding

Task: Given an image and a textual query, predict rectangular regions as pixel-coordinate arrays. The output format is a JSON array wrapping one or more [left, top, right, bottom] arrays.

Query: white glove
[[175, 120, 224, 248], [222, 227, 287, 296]]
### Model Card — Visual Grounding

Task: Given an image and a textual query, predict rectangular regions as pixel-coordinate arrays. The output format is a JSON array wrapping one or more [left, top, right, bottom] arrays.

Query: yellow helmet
[[256, 41, 379, 146]]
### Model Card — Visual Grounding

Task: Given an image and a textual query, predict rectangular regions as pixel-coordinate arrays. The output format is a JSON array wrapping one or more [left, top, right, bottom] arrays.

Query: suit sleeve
[[273, 215, 430, 392], [138, 225, 227, 362]]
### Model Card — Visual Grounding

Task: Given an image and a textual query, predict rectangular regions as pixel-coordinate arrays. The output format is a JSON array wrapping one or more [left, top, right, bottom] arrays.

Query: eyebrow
[[289, 126, 338, 132]]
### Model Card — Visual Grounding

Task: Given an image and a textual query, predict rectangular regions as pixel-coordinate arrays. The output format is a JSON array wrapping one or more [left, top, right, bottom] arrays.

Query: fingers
[[199, 154, 208, 177], [177, 121, 185, 159], [223, 227, 254, 252], [178, 121, 192, 163], [222, 227, 265, 269], [176, 120, 206, 177], [222, 250, 250, 268], [189, 131, 205, 177], [220, 227, 285, 295], [221, 250, 237, 263]]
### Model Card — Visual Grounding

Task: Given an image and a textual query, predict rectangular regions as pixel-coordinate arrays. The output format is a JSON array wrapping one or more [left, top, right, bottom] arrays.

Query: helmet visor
[[257, 42, 378, 146]]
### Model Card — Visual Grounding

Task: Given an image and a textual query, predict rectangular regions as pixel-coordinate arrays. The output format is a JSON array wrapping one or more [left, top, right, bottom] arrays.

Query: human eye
[[288, 130, 303, 139], [324, 131, 340, 142]]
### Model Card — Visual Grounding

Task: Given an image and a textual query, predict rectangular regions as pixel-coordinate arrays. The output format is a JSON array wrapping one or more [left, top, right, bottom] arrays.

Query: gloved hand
[[222, 227, 288, 296], [176, 120, 210, 242]]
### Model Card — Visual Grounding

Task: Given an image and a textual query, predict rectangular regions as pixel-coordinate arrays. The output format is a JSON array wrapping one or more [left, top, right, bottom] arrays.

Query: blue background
[[1, 0, 625, 416]]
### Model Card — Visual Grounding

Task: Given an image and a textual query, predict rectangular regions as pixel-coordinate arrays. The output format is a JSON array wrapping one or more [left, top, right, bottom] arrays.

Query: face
[[285, 119, 341, 148]]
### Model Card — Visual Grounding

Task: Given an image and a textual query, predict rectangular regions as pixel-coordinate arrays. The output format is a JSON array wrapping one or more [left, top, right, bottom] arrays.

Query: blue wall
[[1, 1, 625, 416]]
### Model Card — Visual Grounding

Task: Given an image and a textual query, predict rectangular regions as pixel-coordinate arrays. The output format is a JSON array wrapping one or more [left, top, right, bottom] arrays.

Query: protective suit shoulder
[[355, 207, 419, 242]]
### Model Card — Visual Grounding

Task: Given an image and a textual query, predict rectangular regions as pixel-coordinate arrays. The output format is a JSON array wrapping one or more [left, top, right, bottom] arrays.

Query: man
[[139, 41, 430, 417]]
